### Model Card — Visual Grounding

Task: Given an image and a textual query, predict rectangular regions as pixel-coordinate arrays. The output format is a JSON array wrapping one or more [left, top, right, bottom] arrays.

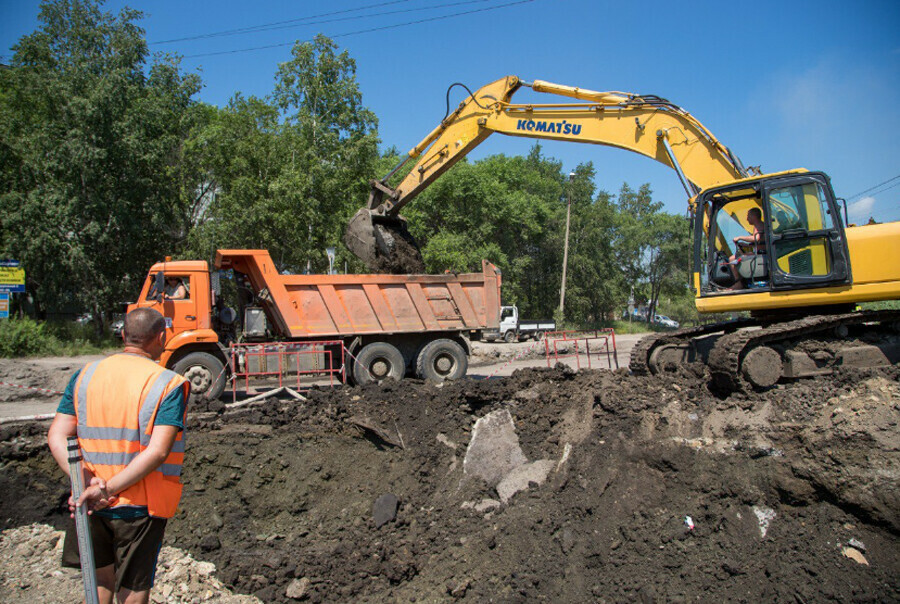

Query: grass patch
[[599, 320, 665, 335], [0, 318, 119, 358], [860, 300, 900, 311]]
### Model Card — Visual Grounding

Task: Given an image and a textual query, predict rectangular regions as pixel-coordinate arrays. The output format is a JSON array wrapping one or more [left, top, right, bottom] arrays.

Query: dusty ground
[[1, 352, 898, 602], [0, 337, 640, 420]]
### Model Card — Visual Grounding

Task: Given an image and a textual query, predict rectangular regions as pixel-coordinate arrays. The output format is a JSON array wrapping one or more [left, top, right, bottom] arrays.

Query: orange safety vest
[[74, 353, 190, 519]]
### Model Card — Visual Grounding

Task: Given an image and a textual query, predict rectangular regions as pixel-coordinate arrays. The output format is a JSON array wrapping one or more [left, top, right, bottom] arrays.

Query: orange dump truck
[[128, 249, 501, 399]]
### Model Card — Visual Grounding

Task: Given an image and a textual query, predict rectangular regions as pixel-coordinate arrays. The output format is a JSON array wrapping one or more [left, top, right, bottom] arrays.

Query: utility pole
[[559, 172, 576, 315]]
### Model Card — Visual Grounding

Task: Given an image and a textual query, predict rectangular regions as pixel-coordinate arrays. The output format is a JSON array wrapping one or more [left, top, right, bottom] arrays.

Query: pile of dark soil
[[2, 365, 898, 602]]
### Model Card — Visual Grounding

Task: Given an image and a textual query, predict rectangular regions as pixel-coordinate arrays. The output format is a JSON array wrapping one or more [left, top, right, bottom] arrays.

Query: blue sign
[[0, 293, 9, 319]]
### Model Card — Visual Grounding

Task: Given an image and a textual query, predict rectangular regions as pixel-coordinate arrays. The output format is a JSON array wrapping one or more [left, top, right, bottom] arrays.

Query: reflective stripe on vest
[[75, 361, 101, 422]]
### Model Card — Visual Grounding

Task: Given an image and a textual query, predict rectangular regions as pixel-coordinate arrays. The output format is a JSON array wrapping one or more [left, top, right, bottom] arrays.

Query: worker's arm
[[733, 231, 763, 246], [76, 425, 180, 511], [47, 412, 78, 476], [165, 284, 187, 300]]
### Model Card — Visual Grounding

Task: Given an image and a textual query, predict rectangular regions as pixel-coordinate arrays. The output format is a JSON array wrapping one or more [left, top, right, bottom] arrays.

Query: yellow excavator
[[345, 76, 900, 391]]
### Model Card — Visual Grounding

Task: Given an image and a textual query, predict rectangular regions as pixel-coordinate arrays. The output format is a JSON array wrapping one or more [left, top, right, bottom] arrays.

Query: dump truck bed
[[215, 250, 501, 339]]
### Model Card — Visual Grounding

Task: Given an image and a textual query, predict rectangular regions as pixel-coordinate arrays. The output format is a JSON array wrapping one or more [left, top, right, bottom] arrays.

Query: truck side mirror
[[148, 271, 165, 302]]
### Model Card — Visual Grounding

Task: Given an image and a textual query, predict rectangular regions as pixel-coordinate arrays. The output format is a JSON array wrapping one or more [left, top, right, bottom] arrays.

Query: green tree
[[612, 183, 691, 323], [643, 212, 692, 322], [565, 181, 625, 324], [403, 146, 563, 318], [0, 0, 200, 327], [187, 35, 378, 273]]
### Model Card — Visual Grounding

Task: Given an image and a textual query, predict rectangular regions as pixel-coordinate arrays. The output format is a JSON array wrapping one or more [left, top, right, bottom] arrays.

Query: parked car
[[110, 318, 125, 338], [653, 315, 680, 329]]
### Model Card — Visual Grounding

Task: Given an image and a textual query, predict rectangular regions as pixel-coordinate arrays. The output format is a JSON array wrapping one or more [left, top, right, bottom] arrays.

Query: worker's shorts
[[62, 514, 167, 592]]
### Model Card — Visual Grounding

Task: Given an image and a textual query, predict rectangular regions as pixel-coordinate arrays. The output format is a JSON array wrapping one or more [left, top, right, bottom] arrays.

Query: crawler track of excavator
[[631, 310, 900, 394]]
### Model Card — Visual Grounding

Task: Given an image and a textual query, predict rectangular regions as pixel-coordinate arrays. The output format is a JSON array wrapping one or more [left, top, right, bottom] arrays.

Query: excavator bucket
[[344, 208, 426, 274]]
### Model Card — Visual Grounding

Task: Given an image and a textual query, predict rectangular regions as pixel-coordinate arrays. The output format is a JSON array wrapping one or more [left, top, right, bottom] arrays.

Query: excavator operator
[[728, 207, 766, 290]]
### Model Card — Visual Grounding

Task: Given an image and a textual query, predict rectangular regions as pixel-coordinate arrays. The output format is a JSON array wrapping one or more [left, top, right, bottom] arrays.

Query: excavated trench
[[1, 364, 899, 602]]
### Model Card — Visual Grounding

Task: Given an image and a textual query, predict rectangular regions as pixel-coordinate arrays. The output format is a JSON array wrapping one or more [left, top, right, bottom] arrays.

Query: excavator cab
[[696, 172, 851, 299]]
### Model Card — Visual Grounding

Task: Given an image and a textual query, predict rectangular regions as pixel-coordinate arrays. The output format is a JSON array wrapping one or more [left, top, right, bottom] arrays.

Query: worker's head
[[747, 207, 763, 224], [123, 308, 167, 359], [166, 276, 180, 286]]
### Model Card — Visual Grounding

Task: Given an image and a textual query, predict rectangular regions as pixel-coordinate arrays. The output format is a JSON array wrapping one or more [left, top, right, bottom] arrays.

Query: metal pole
[[67, 436, 100, 604], [559, 172, 575, 315]]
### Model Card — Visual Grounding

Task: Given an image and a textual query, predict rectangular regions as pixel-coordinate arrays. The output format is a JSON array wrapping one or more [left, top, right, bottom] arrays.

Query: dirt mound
[[2, 365, 898, 602]]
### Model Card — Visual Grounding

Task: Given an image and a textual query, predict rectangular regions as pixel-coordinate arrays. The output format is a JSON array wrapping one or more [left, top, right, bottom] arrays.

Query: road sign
[[0, 260, 25, 293], [0, 293, 9, 319]]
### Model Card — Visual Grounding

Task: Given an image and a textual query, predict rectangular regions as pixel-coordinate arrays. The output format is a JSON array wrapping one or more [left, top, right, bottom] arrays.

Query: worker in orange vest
[[48, 308, 190, 604]]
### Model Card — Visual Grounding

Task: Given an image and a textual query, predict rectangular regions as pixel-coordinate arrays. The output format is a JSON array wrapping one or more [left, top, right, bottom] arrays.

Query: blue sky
[[3, 0, 899, 222]]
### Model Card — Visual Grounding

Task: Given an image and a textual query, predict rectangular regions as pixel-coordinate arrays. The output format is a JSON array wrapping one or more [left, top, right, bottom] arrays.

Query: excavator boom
[[346, 75, 750, 271]]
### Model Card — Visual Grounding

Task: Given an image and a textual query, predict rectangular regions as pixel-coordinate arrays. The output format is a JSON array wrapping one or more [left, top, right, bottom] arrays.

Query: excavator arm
[[347, 75, 750, 272]]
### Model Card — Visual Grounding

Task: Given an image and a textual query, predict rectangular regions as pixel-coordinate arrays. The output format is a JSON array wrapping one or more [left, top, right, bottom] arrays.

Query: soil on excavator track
[[2, 364, 899, 602]]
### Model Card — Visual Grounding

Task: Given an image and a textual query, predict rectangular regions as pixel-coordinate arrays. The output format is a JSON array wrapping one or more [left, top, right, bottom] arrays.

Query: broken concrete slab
[[286, 577, 311, 599], [463, 409, 527, 487], [462, 498, 501, 513], [497, 459, 556, 503], [842, 546, 869, 566], [436, 433, 458, 450], [373, 493, 399, 528]]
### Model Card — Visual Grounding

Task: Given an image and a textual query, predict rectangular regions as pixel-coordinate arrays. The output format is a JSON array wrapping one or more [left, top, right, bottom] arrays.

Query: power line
[[153, 0, 493, 45], [852, 179, 900, 200], [181, 0, 534, 59], [847, 173, 900, 200], [153, 0, 412, 45]]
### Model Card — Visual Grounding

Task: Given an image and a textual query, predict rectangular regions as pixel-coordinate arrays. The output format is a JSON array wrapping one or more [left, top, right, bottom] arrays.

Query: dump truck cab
[[129, 259, 230, 400]]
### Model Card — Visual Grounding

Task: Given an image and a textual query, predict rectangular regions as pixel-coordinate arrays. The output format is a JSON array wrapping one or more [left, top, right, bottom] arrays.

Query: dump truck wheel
[[353, 342, 405, 384], [503, 330, 517, 343], [417, 339, 468, 382], [173, 352, 226, 401]]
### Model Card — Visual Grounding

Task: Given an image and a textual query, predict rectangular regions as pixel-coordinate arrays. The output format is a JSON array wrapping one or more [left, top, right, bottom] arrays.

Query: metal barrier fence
[[543, 329, 619, 370], [229, 340, 346, 398]]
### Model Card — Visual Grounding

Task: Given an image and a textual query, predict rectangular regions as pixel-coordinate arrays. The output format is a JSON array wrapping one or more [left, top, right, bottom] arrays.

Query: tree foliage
[[186, 35, 379, 273], [0, 0, 200, 326]]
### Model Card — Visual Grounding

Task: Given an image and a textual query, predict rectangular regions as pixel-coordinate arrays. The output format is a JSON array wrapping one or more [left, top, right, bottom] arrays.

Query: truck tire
[[416, 339, 468, 382], [353, 342, 405, 385], [503, 330, 517, 343], [534, 331, 545, 341], [173, 352, 227, 401]]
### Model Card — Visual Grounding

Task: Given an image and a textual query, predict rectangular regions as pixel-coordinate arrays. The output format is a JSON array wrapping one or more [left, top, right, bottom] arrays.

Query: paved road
[[467, 333, 645, 378]]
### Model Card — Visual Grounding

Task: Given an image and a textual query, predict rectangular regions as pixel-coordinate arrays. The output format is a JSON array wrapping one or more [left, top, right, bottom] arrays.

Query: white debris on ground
[[752, 505, 777, 538], [0, 523, 260, 603]]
